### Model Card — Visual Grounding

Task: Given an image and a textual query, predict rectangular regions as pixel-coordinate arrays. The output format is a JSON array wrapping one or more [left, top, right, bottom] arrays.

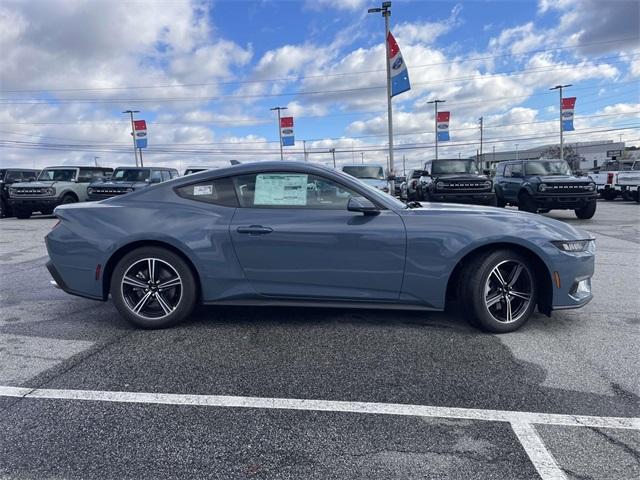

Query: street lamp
[[329, 148, 336, 168], [122, 110, 140, 166]]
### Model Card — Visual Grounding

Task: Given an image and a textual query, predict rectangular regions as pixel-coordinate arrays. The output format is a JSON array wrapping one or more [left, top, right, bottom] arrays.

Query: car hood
[[432, 173, 489, 181], [10, 181, 57, 188], [532, 175, 592, 184], [402, 202, 592, 240], [90, 181, 141, 188]]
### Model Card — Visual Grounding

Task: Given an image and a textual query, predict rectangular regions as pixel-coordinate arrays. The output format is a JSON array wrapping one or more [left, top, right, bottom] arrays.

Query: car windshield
[[525, 160, 572, 175], [342, 166, 385, 180], [112, 169, 150, 181], [431, 160, 479, 174], [184, 169, 205, 175], [38, 169, 76, 181]]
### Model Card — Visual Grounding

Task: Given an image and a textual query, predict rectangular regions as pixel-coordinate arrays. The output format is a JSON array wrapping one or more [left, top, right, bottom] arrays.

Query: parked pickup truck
[[87, 167, 179, 201], [419, 159, 495, 206], [494, 159, 597, 218], [9, 166, 113, 219], [588, 160, 635, 201], [342, 164, 390, 194], [616, 161, 640, 203]]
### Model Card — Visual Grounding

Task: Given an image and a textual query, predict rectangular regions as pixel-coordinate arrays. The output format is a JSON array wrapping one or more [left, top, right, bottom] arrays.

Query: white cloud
[[394, 4, 463, 45]]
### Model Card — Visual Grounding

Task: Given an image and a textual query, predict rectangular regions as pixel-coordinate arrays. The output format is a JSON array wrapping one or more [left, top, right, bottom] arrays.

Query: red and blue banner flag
[[133, 120, 148, 148], [280, 116, 294, 146], [387, 32, 410, 97], [561, 97, 576, 132], [436, 111, 450, 141]]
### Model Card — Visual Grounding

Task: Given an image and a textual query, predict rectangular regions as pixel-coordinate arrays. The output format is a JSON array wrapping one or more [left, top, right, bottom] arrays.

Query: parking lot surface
[[1, 199, 639, 479]]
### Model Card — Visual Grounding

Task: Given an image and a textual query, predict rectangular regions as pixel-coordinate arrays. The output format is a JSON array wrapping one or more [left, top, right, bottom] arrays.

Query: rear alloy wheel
[[111, 247, 197, 329], [15, 208, 31, 219], [575, 201, 597, 219], [461, 250, 537, 333], [517, 192, 538, 213], [61, 195, 77, 205]]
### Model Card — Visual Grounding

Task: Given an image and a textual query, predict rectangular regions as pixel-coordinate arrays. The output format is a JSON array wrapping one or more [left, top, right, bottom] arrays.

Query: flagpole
[[550, 84, 571, 162], [427, 99, 445, 161], [369, 2, 394, 193], [271, 106, 287, 161]]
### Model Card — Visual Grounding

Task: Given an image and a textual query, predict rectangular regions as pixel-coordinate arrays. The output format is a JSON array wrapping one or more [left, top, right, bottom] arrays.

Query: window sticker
[[193, 184, 214, 196], [254, 174, 308, 206]]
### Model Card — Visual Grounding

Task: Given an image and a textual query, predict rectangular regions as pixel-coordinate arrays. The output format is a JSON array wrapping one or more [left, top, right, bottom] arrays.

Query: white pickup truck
[[588, 160, 635, 201], [616, 161, 640, 203]]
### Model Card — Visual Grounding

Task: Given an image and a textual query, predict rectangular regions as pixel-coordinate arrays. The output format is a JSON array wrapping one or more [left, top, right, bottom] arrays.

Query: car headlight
[[45, 187, 55, 195], [484, 180, 492, 189], [87, 187, 94, 194], [436, 181, 445, 189], [126, 187, 134, 192], [538, 183, 548, 192], [551, 239, 593, 252], [586, 183, 595, 191]]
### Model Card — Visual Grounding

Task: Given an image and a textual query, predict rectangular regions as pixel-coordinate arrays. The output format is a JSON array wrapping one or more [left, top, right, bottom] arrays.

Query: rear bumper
[[429, 192, 495, 204], [532, 193, 596, 209], [46, 260, 104, 301], [8, 197, 60, 211]]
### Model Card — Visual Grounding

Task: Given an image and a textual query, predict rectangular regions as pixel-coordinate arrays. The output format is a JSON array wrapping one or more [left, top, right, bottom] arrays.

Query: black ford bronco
[[419, 159, 496, 205], [493, 159, 597, 219], [0, 168, 39, 218]]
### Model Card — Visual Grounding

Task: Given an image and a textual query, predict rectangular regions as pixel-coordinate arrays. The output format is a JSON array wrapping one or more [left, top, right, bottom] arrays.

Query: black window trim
[[174, 175, 239, 207]]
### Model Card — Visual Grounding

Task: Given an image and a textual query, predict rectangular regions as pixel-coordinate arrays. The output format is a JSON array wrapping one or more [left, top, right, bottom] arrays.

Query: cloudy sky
[[0, 0, 638, 171]]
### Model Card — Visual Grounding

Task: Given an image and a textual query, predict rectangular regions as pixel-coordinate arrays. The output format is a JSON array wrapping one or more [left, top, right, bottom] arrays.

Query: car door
[[229, 171, 406, 301], [502, 163, 523, 201]]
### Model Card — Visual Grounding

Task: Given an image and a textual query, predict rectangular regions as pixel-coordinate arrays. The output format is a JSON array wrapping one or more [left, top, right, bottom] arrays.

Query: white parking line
[[2, 385, 638, 480]]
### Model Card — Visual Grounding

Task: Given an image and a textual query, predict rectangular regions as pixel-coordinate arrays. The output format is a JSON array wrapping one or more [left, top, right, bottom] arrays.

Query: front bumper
[[548, 244, 595, 311], [8, 197, 60, 212], [429, 191, 496, 204], [532, 192, 596, 209]]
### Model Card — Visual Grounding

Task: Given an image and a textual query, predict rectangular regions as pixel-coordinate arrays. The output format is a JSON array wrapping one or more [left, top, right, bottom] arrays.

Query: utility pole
[[330, 148, 336, 168], [402, 154, 406, 176], [122, 110, 140, 167], [361, 152, 364, 164], [368, 2, 395, 193], [515, 144, 519, 161], [427, 99, 445, 160], [479, 116, 483, 158], [138, 148, 144, 167], [270, 106, 288, 160], [492, 145, 496, 170], [550, 84, 571, 161], [303, 140, 308, 162], [94, 156, 100, 167]]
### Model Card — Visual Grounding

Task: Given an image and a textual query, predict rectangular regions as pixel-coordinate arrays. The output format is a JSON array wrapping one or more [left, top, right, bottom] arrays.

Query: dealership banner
[[280, 116, 294, 146], [387, 32, 411, 97], [561, 97, 576, 132], [436, 111, 450, 141], [133, 120, 148, 148]]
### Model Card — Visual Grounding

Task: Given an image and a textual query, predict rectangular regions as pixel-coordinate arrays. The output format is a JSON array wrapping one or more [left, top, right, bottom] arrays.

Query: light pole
[[361, 152, 364, 164], [550, 84, 572, 161], [270, 106, 288, 160], [427, 99, 445, 160], [94, 156, 100, 167], [122, 110, 140, 167], [367, 1, 395, 192], [479, 116, 483, 158], [330, 148, 336, 168], [515, 144, 519, 161]]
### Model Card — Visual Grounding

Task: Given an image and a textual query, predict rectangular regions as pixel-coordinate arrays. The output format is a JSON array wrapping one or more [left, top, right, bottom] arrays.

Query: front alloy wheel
[[461, 250, 538, 333], [112, 247, 197, 328]]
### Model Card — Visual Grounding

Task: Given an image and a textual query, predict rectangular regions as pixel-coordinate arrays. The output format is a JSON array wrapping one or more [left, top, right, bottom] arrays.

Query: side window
[[77, 169, 92, 182], [510, 163, 522, 177], [176, 177, 238, 207], [160, 170, 171, 182], [150, 170, 163, 182], [170, 170, 179, 179], [22, 171, 37, 181], [233, 172, 363, 209]]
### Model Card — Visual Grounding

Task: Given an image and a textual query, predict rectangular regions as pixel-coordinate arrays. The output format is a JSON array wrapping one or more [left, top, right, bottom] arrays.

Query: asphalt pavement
[[0, 199, 638, 479]]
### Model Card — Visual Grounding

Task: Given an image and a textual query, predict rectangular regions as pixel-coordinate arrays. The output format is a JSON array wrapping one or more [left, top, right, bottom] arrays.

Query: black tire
[[15, 208, 31, 219], [40, 208, 54, 215], [575, 201, 597, 219], [0, 198, 10, 218], [517, 191, 538, 213], [634, 191, 640, 203], [486, 196, 498, 207], [621, 191, 632, 201], [60, 194, 78, 205], [495, 193, 507, 208], [460, 250, 537, 333], [111, 247, 198, 329], [601, 189, 617, 201]]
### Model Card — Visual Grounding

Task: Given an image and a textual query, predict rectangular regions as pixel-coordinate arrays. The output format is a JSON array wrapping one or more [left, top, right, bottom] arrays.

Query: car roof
[[113, 166, 176, 170], [42, 165, 113, 169]]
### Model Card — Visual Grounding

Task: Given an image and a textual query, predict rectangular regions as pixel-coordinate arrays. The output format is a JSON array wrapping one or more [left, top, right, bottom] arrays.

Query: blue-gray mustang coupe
[[46, 161, 594, 332]]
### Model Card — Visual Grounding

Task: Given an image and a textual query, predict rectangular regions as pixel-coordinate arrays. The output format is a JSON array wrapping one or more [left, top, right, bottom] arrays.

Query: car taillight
[[607, 173, 614, 184]]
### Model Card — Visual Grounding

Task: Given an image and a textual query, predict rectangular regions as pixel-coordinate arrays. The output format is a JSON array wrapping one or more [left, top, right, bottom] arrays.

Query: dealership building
[[476, 140, 628, 172]]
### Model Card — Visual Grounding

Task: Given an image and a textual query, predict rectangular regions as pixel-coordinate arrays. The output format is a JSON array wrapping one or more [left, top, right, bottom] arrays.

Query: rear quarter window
[[176, 177, 238, 207]]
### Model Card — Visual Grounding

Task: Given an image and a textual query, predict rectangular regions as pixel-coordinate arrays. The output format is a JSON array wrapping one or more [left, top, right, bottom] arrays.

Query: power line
[[1, 53, 636, 105], [2, 36, 636, 94]]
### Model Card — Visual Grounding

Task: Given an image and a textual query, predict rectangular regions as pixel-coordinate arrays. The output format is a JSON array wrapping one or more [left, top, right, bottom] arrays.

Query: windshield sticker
[[193, 185, 213, 196], [254, 174, 308, 206]]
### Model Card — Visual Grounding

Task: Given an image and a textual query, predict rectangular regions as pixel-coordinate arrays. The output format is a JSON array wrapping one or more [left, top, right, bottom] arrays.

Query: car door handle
[[236, 225, 273, 235]]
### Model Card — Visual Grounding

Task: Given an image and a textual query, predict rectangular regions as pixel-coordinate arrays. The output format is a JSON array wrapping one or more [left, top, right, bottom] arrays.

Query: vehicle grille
[[543, 183, 593, 193], [91, 188, 129, 195], [438, 182, 490, 192], [11, 187, 47, 196]]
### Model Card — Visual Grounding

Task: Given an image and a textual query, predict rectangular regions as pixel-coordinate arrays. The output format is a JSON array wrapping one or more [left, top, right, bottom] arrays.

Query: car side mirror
[[347, 197, 379, 215]]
